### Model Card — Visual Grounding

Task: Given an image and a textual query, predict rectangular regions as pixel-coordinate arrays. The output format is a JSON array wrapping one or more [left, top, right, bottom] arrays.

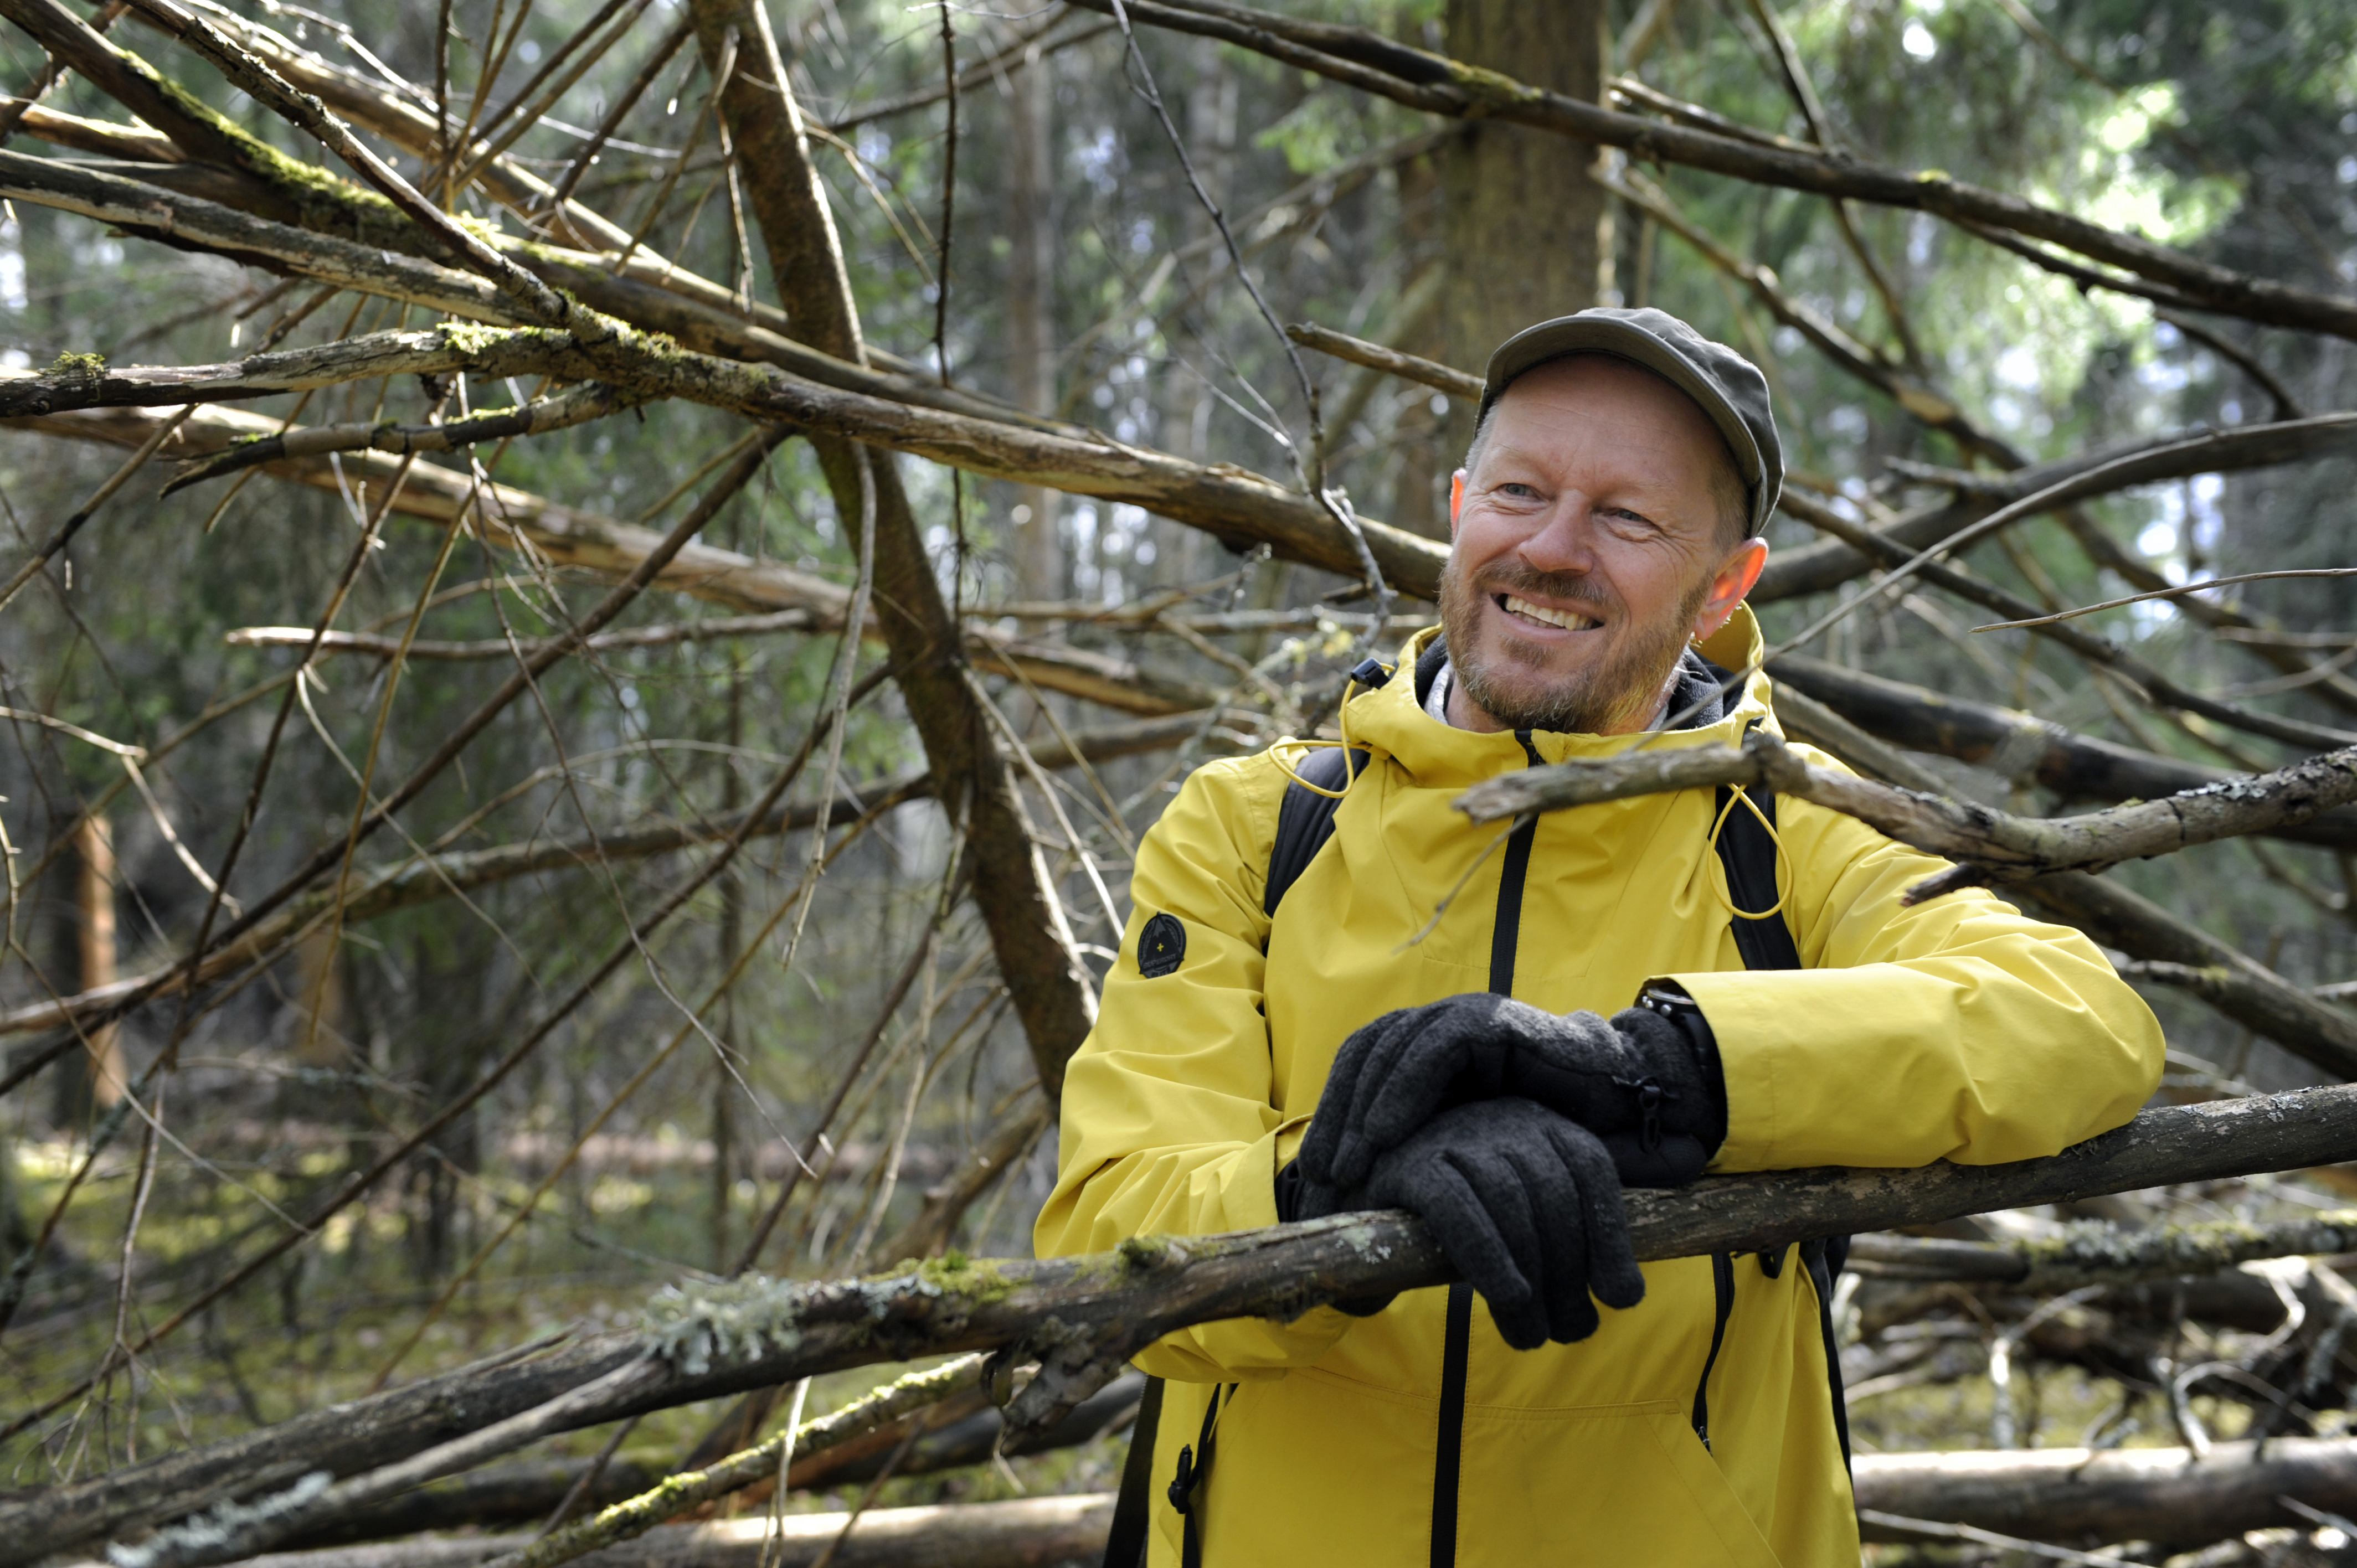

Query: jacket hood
[[1340, 603, 1777, 788]]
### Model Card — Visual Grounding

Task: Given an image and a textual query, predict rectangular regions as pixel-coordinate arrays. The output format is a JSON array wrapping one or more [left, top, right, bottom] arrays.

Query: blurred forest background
[[0, 0, 2350, 1559]]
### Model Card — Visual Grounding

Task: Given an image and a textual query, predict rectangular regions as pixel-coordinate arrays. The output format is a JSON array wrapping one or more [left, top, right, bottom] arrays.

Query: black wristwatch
[[1637, 982, 1720, 1079]]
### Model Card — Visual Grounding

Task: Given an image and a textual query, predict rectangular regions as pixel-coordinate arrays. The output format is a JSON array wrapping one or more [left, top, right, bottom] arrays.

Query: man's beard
[[1438, 559, 1711, 735]]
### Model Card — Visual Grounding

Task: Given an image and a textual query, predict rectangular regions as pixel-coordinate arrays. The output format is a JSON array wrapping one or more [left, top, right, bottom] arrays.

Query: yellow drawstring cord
[[1269, 669, 1371, 800], [1706, 782, 1792, 920]]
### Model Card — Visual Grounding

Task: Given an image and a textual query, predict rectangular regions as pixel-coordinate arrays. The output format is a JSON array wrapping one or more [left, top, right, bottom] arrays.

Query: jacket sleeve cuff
[[1660, 970, 1775, 1170]]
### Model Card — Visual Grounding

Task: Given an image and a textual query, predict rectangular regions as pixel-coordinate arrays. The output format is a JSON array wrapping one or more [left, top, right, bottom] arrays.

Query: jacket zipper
[[1426, 734, 1550, 1568]]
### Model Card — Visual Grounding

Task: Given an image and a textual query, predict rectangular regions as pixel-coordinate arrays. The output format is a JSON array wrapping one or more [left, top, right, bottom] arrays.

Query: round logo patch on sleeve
[[1138, 912, 1186, 978]]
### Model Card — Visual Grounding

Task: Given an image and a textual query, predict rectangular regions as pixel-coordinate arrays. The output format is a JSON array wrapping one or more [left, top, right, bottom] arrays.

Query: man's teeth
[[1501, 595, 1598, 632]]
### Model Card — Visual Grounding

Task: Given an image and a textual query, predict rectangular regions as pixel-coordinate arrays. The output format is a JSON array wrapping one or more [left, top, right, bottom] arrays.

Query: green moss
[[1116, 1234, 1176, 1273], [904, 1251, 1015, 1305], [439, 321, 523, 356], [113, 46, 425, 251], [50, 352, 105, 378]]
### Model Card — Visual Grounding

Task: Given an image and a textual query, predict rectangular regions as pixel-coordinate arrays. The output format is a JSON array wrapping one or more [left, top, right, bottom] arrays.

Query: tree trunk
[[1441, 0, 1608, 394], [1390, 134, 1450, 540], [1004, 40, 1061, 602], [291, 926, 345, 1067], [73, 816, 123, 1108]]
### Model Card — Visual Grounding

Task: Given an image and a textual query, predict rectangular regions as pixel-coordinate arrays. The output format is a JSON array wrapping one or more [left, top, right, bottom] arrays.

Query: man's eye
[[1500, 483, 1541, 499]]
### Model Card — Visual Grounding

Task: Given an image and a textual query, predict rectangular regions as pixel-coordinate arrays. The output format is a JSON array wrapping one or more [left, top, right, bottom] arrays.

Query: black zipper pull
[[1166, 1443, 1196, 1513]]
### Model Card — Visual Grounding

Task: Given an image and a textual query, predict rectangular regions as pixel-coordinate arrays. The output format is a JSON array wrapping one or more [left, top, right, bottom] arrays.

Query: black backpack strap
[[1102, 1375, 1165, 1568], [1710, 736, 1852, 1473], [1263, 745, 1368, 917], [1802, 1237, 1854, 1468]]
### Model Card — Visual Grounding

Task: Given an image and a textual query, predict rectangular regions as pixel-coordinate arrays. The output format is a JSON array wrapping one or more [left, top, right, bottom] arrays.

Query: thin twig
[[1975, 568, 2357, 631]]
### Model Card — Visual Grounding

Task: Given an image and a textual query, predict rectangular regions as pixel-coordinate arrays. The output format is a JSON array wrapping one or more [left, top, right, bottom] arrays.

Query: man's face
[[1442, 355, 1767, 736]]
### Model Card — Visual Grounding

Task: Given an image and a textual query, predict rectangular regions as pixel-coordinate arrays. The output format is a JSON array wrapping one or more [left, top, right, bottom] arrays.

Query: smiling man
[[1039, 308, 2165, 1568]]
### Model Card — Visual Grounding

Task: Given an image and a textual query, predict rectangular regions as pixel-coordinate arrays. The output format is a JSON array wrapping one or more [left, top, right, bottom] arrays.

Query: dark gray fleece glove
[[1295, 991, 1727, 1194], [1289, 1097, 1645, 1350]]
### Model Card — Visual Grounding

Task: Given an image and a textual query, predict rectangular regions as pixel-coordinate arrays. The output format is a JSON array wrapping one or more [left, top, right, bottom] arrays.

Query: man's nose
[[1516, 494, 1598, 574]]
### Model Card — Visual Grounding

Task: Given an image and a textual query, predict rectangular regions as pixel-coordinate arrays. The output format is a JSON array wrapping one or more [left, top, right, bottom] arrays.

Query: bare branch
[[1284, 319, 1481, 401], [0, 152, 510, 323], [1848, 1213, 2357, 1290], [117, 0, 573, 324], [1974, 568, 2357, 632], [1455, 728, 2357, 889], [1769, 653, 2357, 854], [160, 383, 637, 492]]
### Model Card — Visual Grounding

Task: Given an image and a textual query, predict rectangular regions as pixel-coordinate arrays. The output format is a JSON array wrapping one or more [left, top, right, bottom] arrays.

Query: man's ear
[[1692, 538, 1769, 641], [1448, 470, 1466, 538]]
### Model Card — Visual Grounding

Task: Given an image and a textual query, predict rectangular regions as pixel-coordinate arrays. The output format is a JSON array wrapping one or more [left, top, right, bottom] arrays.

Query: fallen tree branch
[[233, 1496, 1119, 1568], [462, 1358, 988, 1568], [13, 406, 1214, 716], [1977, 567, 2357, 633], [1850, 1438, 2357, 1549], [274, 1372, 1138, 1549], [7, 404, 851, 619], [1847, 1213, 2357, 1291], [1772, 675, 2357, 1081], [0, 151, 510, 326], [0, 162, 1450, 595], [1453, 726, 2357, 891], [1768, 654, 2357, 854], [223, 615, 828, 661], [30, 1083, 2357, 1568], [0, 326, 537, 417]]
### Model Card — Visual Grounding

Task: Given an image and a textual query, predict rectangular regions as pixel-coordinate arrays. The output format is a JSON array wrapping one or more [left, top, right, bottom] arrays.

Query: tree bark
[[71, 816, 123, 1107], [1440, 0, 1605, 407]]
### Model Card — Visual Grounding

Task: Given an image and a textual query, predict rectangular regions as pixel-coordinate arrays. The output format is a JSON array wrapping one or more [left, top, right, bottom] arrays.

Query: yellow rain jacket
[[1036, 610, 2164, 1567]]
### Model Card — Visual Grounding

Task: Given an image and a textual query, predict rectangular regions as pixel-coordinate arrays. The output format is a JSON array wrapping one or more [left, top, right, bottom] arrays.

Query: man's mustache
[[1469, 564, 1619, 616]]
